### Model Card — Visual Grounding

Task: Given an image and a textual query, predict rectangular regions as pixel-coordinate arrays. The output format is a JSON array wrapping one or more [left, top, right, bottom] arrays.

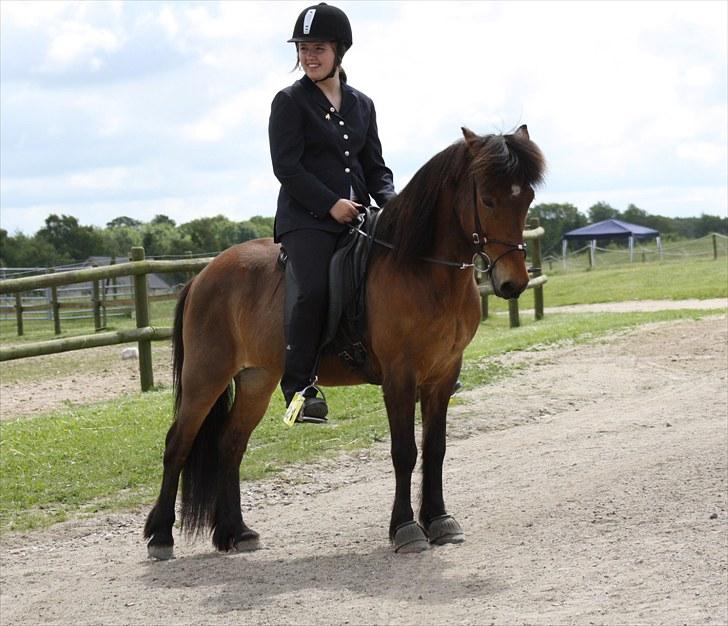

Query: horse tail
[[180, 387, 232, 535], [172, 280, 190, 417], [172, 278, 235, 535]]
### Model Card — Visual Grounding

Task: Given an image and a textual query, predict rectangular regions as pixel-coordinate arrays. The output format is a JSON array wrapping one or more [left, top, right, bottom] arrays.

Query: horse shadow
[[139, 542, 499, 613]]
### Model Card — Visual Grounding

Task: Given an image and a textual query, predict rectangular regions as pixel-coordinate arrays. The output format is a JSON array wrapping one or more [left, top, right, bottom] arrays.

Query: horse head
[[462, 125, 546, 299]]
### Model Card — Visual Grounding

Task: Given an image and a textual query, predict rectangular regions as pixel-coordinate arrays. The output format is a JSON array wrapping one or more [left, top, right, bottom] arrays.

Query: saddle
[[278, 207, 382, 376]]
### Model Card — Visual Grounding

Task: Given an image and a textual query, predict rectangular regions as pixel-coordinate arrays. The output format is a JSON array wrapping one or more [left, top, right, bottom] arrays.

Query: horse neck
[[422, 183, 480, 298]]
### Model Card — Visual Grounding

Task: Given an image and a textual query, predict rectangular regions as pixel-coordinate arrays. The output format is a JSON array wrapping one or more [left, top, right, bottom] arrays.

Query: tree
[[101, 226, 143, 258], [151, 214, 177, 228], [107, 216, 142, 229], [621, 203, 649, 225], [248, 215, 274, 238], [529, 203, 587, 255], [36, 214, 104, 263], [588, 202, 619, 223], [141, 221, 192, 257], [0, 231, 58, 267], [179, 215, 245, 253]]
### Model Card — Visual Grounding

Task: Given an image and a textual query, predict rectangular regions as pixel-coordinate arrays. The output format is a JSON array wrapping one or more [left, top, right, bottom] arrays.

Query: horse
[[144, 125, 546, 559]]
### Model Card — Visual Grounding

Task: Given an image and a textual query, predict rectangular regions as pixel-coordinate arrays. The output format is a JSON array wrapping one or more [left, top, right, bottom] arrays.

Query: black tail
[[172, 281, 191, 417], [172, 279, 235, 536], [180, 390, 232, 535]]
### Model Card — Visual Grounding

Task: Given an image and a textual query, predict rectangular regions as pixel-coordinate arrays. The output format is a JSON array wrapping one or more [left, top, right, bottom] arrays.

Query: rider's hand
[[329, 199, 362, 224]]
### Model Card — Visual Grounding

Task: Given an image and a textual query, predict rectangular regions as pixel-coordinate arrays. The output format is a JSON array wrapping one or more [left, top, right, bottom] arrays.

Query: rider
[[269, 3, 396, 423]]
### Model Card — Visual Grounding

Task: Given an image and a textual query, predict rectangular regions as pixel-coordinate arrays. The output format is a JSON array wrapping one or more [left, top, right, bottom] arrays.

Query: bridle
[[351, 180, 527, 276], [467, 180, 527, 275]]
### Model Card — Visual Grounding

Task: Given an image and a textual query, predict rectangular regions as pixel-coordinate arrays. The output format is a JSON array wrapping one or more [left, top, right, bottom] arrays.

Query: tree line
[[529, 202, 726, 256], [0, 203, 726, 267], [0, 214, 274, 268]]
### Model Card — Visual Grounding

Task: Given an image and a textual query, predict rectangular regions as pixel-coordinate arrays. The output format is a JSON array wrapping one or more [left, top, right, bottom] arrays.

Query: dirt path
[[1, 315, 726, 625]]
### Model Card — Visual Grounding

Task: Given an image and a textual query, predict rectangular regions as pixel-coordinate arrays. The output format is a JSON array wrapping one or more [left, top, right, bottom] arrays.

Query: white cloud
[[43, 20, 120, 72]]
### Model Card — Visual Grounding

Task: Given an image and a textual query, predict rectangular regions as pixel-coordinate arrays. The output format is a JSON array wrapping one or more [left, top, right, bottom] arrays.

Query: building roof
[[563, 219, 660, 241]]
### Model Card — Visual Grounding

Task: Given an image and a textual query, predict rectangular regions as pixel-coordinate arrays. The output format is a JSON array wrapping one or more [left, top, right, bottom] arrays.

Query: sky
[[1, 0, 726, 236]]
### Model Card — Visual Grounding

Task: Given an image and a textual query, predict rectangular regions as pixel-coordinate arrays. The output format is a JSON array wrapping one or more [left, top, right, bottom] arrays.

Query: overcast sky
[[1, 0, 726, 235]]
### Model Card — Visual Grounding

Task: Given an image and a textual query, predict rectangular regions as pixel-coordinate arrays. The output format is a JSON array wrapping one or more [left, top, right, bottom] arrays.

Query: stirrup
[[283, 379, 327, 426]]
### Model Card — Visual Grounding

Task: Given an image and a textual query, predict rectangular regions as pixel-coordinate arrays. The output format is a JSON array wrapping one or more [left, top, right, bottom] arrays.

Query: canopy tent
[[562, 219, 661, 264]]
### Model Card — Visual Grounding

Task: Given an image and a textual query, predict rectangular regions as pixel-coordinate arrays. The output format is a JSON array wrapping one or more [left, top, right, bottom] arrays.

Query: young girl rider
[[269, 3, 396, 423]]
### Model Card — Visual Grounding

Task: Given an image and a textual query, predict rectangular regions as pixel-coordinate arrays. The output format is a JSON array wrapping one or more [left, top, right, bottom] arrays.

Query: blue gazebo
[[562, 219, 661, 263]]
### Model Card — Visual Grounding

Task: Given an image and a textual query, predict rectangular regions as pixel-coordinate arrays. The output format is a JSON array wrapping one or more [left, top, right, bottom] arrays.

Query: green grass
[[0, 307, 716, 534], [481, 256, 727, 316]]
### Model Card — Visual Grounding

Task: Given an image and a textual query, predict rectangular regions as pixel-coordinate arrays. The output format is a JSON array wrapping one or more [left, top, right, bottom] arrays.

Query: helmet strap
[[314, 65, 338, 83], [314, 45, 343, 83]]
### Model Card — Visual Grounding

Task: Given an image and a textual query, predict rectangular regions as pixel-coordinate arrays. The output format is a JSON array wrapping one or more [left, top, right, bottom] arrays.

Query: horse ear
[[514, 124, 530, 140], [461, 127, 480, 154]]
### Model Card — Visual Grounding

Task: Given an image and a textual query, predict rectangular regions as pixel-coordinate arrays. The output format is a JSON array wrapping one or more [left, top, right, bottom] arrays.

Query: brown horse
[[144, 125, 546, 559]]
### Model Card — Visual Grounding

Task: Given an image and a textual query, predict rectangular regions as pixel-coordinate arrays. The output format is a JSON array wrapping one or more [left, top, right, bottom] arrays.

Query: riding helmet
[[288, 3, 353, 51]]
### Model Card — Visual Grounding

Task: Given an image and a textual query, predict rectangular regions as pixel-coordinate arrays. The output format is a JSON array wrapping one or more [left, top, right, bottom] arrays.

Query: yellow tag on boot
[[283, 392, 305, 427]]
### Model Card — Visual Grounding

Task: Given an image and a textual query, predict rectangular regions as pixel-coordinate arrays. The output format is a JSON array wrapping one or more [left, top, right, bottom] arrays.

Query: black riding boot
[[281, 348, 328, 424]]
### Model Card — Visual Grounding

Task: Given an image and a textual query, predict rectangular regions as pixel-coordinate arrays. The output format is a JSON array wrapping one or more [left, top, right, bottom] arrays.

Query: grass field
[[0, 254, 726, 533]]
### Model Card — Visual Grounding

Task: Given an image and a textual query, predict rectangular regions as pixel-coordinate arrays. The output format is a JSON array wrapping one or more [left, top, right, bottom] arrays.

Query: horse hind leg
[[144, 374, 233, 560], [209, 367, 279, 553]]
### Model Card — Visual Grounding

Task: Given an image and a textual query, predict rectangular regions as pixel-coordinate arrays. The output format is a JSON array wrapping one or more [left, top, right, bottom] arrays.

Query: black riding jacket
[[269, 75, 396, 242]]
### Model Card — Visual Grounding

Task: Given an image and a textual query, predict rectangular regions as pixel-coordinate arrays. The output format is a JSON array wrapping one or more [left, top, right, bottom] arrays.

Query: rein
[[351, 182, 527, 275]]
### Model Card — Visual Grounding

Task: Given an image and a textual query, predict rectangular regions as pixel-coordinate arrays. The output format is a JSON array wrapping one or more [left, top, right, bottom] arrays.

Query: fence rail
[[0, 223, 547, 390]]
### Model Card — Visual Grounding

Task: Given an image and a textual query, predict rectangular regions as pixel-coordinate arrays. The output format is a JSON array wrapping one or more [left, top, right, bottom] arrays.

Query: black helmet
[[288, 3, 353, 51]]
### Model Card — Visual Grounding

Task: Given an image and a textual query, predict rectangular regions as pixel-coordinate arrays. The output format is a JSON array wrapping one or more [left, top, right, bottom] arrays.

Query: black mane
[[376, 130, 546, 266]]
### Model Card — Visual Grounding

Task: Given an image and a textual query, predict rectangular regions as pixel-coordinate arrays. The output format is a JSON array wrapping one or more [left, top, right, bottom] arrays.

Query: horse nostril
[[498, 281, 519, 299]]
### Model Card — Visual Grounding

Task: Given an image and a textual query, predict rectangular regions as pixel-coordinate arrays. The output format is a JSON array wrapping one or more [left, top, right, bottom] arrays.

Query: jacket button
[[345, 168, 351, 173], [339, 121, 345, 126], [330, 107, 335, 112], [343, 134, 349, 140], [344, 150, 350, 157]]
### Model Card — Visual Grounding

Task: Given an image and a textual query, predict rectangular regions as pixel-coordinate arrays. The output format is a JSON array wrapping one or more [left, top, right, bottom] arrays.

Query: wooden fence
[[0, 248, 212, 391], [0, 221, 546, 391]]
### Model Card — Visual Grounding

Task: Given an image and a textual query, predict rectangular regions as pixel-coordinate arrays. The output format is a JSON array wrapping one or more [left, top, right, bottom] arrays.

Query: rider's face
[[298, 41, 336, 81]]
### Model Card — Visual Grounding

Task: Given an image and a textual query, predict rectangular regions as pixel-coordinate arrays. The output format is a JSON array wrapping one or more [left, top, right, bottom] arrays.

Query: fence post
[[131, 247, 154, 391], [508, 299, 520, 328], [92, 263, 102, 331], [49, 268, 61, 335], [529, 217, 544, 321], [15, 293, 23, 336], [713, 234, 718, 260], [110, 256, 117, 300]]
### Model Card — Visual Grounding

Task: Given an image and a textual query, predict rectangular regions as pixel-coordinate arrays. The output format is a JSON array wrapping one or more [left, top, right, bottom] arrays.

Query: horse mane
[[376, 129, 546, 266]]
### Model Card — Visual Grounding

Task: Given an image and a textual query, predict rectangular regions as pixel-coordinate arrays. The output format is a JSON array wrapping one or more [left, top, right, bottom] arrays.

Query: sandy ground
[[0, 311, 726, 625]]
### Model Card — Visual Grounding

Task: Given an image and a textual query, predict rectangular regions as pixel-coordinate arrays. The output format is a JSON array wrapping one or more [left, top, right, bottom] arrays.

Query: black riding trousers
[[280, 228, 340, 402]]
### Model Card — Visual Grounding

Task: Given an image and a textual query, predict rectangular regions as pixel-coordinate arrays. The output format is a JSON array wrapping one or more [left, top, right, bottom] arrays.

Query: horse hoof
[[393, 521, 429, 554], [147, 544, 175, 560], [427, 514, 465, 545], [233, 529, 261, 553]]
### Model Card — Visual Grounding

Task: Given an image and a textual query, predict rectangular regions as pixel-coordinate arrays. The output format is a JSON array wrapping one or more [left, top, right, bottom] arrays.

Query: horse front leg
[[383, 373, 429, 553], [419, 364, 465, 546]]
